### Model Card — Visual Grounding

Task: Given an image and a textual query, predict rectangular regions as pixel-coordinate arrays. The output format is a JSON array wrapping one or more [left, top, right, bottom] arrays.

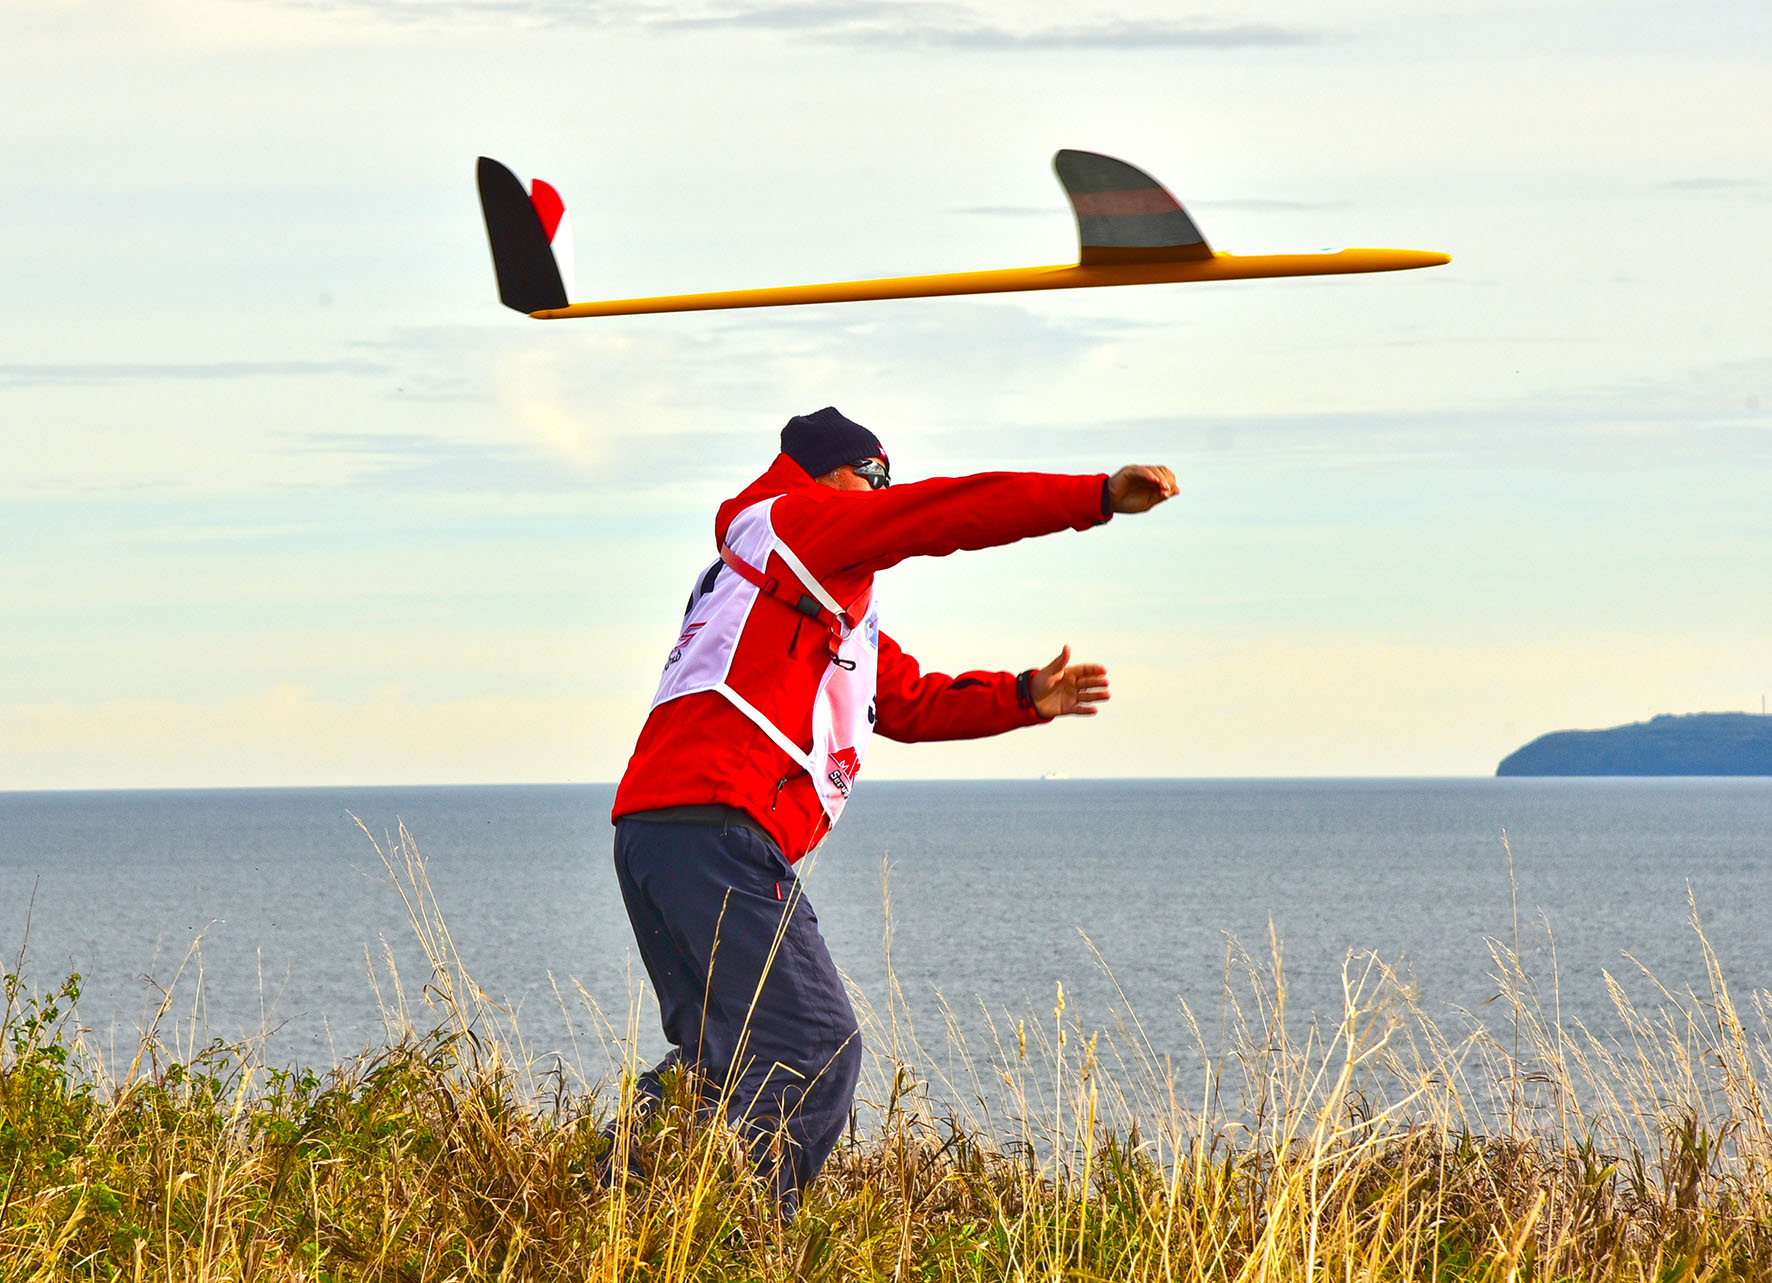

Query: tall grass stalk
[[2, 822, 1769, 1279]]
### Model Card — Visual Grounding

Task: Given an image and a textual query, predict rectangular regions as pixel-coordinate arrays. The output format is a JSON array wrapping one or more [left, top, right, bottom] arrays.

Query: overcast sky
[[3, 0, 1769, 788]]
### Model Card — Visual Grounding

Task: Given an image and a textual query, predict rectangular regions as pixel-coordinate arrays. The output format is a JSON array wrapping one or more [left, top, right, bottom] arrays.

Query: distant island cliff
[[1497, 712, 1772, 776]]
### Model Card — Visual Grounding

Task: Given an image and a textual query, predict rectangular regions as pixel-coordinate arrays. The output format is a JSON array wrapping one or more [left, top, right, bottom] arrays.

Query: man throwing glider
[[608, 406, 1177, 1211]]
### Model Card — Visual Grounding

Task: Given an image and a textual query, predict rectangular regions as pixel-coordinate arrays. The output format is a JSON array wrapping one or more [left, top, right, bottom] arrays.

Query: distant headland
[[1497, 712, 1772, 776]]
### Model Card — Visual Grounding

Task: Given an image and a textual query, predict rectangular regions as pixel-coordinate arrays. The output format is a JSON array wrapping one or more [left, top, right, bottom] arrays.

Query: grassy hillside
[[4, 830, 1770, 1280]]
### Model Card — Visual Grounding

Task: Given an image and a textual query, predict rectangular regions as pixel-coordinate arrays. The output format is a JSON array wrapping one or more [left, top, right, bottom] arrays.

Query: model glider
[[476, 150, 1448, 320]]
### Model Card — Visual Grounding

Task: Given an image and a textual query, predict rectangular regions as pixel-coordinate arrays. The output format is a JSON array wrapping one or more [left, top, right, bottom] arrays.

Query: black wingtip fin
[[476, 156, 569, 314]]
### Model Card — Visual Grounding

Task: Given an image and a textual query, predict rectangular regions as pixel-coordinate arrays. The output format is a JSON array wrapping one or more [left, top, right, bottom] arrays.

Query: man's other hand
[[1032, 645, 1109, 719], [1107, 465, 1178, 514]]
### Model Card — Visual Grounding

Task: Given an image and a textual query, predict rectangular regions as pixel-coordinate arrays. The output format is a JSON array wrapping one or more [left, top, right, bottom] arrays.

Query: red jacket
[[612, 454, 1111, 860]]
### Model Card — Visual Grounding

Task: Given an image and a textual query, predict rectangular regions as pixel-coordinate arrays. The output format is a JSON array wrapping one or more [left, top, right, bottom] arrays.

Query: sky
[[3, 0, 1769, 788]]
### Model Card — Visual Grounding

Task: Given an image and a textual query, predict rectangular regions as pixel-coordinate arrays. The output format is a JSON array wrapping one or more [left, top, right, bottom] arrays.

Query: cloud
[[280, 0, 1325, 50], [0, 360, 387, 388], [953, 198, 1348, 220], [950, 205, 1053, 218], [353, 299, 1140, 426], [655, 4, 1326, 49], [277, 299, 1142, 496], [830, 16, 1325, 51], [107, 520, 337, 547], [1657, 177, 1761, 194], [652, 0, 964, 32], [1196, 198, 1352, 213], [301, 421, 770, 496], [958, 373, 1772, 473], [277, 0, 640, 27], [302, 430, 602, 494]]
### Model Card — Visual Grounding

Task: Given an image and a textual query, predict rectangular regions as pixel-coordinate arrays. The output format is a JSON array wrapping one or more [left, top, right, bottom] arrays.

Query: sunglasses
[[849, 458, 890, 490]]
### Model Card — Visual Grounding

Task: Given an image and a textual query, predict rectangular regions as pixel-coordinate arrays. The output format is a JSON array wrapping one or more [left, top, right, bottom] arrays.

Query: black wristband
[[1016, 668, 1037, 713], [1099, 476, 1113, 521]]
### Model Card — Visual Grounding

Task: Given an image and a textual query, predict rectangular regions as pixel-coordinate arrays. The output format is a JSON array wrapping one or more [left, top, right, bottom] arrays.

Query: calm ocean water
[[2, 780, 1768, 1087]]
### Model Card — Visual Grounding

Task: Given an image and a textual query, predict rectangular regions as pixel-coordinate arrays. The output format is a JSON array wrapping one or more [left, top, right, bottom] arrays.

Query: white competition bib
[[650, 496, 878, 826]]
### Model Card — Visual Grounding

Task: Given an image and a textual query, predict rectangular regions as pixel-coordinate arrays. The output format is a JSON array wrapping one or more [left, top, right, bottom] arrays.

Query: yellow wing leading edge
[[475, 150, 1448, 320]]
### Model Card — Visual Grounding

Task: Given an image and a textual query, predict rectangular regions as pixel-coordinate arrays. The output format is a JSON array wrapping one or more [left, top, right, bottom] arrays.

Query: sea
[[2, 779, 1769, 1102]]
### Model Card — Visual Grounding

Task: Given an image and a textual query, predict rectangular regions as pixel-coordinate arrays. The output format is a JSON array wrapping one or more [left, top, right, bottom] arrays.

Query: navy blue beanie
[[780, 407, 886, 479]]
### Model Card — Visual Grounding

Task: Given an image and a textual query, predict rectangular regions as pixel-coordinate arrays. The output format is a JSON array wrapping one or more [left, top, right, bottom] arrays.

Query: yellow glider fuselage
[[530, 248, 1450, 320]]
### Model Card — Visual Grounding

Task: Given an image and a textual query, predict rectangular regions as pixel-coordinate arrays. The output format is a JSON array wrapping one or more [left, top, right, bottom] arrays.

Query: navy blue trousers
[[612, 815, 862, 1205]]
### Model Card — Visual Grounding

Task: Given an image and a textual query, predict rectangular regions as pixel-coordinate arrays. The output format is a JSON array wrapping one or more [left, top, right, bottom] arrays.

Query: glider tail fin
[[1054, 150, 1212, 266], [476, 157, 573, 313]]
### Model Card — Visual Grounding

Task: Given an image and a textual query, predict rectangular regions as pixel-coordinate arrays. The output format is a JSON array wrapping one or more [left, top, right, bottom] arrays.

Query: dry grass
[[3, 823, 1770, 1280]]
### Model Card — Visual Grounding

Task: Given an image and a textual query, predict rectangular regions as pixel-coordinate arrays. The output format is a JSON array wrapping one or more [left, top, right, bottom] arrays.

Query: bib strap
[[715, 542, 861, 669], [719, 542, 843, 631]]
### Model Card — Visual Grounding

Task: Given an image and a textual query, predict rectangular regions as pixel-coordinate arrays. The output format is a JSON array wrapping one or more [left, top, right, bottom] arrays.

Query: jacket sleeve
[[872, 631, 1049, 743], [772, 471, 1111, 584]]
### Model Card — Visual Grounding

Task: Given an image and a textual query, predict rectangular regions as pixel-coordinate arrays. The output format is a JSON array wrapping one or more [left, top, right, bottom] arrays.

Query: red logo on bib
[[826, 746, 861, 797], [665, 622, 705, 668]]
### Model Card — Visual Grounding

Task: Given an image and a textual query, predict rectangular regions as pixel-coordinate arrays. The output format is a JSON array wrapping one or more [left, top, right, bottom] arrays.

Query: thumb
[[1042, 644, 1071, 677]]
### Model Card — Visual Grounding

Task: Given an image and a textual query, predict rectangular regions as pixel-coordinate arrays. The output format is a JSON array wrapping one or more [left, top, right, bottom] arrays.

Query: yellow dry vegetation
[[3, 828, 1767, 1281]]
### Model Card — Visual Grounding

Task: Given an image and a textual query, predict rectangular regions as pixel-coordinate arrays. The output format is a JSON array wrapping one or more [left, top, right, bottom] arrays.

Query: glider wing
[[475, 150, 1448, 319]]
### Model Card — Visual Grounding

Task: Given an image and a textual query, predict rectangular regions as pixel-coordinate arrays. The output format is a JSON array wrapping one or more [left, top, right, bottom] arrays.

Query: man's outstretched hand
[[1107, 464, 1178, 514], [1031, 645, 1109, 719]]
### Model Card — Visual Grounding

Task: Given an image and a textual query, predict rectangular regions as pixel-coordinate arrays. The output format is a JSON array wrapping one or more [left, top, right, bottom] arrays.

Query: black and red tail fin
[[476, 157, 573, 313], [1054, 150, 1212, 266]]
